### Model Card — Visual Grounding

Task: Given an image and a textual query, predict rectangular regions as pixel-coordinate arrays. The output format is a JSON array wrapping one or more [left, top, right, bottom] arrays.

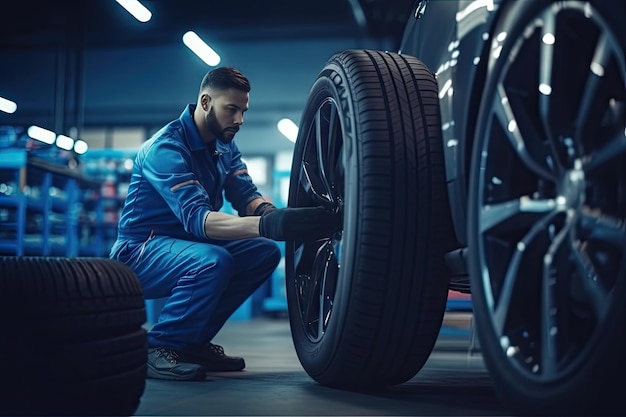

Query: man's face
[[204, 88, 249, 144]]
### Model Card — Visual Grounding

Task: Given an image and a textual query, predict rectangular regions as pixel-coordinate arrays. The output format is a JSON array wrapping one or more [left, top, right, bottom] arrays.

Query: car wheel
[[467, 1, 626, 414], [286, 49, 456, 388], [0, 256, 147, 416]]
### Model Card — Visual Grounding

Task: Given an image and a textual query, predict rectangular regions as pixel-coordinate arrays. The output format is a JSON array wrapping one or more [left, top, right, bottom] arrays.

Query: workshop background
[[0, 2, 486, 416], [0, 0, 421, 319]]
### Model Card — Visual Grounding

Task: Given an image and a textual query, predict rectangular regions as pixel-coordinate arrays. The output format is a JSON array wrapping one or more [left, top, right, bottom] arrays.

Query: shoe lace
[[208, 343, 225, 357], [156, 347, 180, 364]]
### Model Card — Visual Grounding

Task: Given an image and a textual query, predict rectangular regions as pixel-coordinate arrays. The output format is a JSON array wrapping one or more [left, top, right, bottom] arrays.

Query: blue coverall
[[110, 104, 281, 351]]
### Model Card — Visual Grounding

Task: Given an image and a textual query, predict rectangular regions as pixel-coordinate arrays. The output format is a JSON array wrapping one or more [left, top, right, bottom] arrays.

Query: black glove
[[259, 206, 338, 241], [253, 201, 277, 216]]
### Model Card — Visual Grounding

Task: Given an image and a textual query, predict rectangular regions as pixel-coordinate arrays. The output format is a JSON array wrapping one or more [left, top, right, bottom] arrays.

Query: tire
[[0, 256, 147, 416], [286, 49, 456, 388], [467, 1, 626, 415]]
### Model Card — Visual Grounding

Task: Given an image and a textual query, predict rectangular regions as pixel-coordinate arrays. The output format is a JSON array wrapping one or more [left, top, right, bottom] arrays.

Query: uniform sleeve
[[223, 144, 262, 216], [142, 140, 211, 239]]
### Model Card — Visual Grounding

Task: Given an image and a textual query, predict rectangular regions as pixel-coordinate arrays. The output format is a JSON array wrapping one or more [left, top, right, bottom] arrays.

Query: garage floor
[[134, 312, 510, 416]]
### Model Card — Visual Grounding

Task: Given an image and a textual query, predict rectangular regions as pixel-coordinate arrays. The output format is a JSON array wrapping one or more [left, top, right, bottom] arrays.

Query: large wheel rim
[[291, 97, 344, 343], [474, 1, 626, 382]]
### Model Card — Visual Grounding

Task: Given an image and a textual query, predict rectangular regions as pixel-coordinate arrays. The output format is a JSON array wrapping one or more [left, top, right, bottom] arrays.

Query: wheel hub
[[557, 159, 585, 210]]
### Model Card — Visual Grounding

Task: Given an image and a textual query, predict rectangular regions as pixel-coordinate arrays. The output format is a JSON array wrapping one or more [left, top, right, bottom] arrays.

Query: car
[[283, 0, 626, 415]]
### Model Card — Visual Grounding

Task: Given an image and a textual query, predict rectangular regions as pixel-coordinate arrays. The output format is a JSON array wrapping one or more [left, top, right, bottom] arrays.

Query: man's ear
[[201, 93, 211, 111]]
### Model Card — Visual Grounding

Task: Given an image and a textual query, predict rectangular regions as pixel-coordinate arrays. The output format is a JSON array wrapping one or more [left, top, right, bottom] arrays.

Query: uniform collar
[[215, 137, 230, 155], [180, 104, 205, 151]]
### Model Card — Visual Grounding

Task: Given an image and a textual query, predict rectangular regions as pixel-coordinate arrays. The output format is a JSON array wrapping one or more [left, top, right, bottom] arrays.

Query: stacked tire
[[0, 256, 147, 416]]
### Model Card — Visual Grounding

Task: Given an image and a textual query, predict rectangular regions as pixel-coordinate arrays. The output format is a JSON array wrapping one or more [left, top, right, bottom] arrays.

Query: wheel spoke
[[293, 243, 318, 334], [582, 130, 626, 173], [539, 212, 574, 376], [494, 85, 558, 181], [315, 241, 337, 335], [300, 161, 333, 208], [316, 269, 326, 338], [480, 196, 558, 233], [579, 209, 626, 247], [317, 103, 342, 198], [570, 209, 626, 325], [575, 29, 626, 173], [574, 32, 612, 151], [569, 239, 609, 321], [538, 10, 563, 168], [314, 106, 335, 202], [298, 102, 343, 210], [492, 210, 560, 334], [293, 237, 339, 342]]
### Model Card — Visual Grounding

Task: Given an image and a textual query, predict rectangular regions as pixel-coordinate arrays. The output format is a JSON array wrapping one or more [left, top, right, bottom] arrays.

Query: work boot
[[180, 343, 245, 372], [147, 347, 206, 381]]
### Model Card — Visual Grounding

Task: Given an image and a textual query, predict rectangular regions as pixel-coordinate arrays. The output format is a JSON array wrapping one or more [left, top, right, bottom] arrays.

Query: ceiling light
[[27, 125, 56, 144], [277, 118, 299, 143], [0, 96, 17, 114], [56, 135, 75, 151], [74, 140, 89, 155], [183, 31, 221, 66], [115, 0, 152, 23]]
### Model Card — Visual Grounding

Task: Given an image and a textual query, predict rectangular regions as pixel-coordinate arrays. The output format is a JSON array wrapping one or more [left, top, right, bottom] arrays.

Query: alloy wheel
[[290, 97, 344, 343], [474, 1, 626, 381]]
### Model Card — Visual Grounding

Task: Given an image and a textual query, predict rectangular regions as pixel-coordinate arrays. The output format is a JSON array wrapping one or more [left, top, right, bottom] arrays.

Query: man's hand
[[259, 206, 338, 241]]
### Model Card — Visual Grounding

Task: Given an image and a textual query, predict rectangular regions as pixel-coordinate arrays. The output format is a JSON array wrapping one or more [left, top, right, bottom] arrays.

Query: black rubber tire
[[286, 49, 456, 388], [0, 256, 147, 416], [467, 1, 626, 415]]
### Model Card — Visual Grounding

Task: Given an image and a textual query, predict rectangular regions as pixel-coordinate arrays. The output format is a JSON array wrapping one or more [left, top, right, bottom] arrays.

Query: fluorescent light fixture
[[27, 125, 56, 144], [56, 134, 75, 151], [183, 31, 221, 66], [0, 96, 17, 114], [74, 139, 89, 154], [277, 118, 299, 143], [115, 0, 152, 23]]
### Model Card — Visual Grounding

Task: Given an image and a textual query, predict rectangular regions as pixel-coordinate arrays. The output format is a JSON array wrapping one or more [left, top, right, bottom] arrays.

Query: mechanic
[[110, 66, 336, 381]]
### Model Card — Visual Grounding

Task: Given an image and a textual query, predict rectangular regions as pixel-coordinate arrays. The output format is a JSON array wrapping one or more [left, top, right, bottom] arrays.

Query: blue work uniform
[[110, 104, 281, 351]]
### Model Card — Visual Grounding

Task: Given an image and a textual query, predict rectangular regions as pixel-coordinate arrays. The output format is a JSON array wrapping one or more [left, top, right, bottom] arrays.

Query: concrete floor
[[134, 313, 511, 416]]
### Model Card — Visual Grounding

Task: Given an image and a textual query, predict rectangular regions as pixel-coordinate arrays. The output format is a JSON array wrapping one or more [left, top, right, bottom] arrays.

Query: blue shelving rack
[[78, 148, 137, 257], [0, 148, 94, 256], [0, 149, 27, 255]]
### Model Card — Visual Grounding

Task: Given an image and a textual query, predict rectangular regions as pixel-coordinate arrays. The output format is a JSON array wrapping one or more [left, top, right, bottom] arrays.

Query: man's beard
[[207, 107, 239, 144]]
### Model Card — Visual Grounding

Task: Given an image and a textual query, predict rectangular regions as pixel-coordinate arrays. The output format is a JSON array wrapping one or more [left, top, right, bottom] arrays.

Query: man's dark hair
[[200, 66, 251, 93]]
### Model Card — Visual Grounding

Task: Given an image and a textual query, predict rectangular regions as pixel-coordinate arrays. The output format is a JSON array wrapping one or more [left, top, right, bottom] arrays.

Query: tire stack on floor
[[0, 256, 147, 416]]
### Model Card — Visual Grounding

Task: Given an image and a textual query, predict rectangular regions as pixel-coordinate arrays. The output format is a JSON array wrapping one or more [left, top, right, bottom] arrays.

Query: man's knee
[[197, 245, 235, 279], [260, 238, 282, 268]]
